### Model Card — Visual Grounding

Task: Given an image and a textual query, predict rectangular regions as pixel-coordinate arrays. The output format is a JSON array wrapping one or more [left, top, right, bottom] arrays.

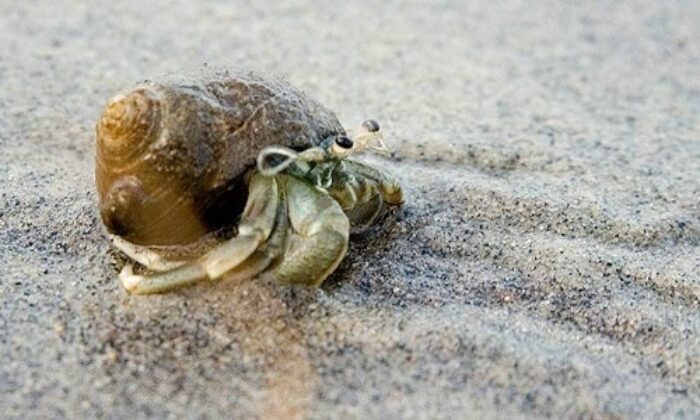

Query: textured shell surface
[[95, 70, 345, 246]]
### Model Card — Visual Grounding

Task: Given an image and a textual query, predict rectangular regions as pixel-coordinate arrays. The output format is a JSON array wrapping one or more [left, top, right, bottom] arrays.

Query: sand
[[1, 0, 699, 418]]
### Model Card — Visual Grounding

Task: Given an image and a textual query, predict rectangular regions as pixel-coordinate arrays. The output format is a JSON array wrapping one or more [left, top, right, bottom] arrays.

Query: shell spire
[[96, 87, 162, 161]]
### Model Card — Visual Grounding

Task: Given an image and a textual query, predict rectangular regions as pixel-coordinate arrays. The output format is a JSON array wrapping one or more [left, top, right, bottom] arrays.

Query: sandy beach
[[1, 0, 699, 418]]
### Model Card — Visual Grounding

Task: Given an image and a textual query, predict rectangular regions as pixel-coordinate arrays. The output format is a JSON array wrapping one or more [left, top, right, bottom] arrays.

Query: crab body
[[96, 71, 403, 294]]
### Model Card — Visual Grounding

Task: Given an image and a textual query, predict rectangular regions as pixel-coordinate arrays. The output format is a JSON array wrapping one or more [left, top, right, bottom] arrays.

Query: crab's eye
[[335, 135, 354, 149], [362, 119, 380, 133]]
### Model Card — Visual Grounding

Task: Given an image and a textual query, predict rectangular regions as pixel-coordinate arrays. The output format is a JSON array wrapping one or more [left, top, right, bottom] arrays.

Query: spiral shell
[[95, 71, 345, 246]]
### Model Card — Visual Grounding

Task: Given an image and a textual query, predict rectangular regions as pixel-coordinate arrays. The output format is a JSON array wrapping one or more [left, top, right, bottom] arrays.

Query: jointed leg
[[323, 159, 403, 230], [120, 173, 286, 294], [346, 191, 384, 232], [216, 195, 289, 284], [342, 160, 404, 206], [111, 235, 186, 271]]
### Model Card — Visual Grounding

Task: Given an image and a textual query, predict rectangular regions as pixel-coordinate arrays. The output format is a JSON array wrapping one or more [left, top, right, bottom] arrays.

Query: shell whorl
[[96, 87, 162, 164]]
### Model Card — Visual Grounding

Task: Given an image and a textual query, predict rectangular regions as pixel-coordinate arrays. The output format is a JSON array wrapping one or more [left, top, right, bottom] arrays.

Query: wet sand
[[1, 1, 699, 418]]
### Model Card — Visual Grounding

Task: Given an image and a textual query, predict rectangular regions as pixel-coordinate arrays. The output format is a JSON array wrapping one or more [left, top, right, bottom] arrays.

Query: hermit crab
[[95, 71, 404, 294]]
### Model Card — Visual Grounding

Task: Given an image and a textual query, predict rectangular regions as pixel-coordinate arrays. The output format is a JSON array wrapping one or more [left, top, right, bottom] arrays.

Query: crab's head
[[256, 119, 389, 177], [331, 119, 387, 157]]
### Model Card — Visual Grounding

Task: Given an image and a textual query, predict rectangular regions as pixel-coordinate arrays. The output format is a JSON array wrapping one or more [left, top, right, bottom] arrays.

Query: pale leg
[[120, 173, 285, 294], [324, 159, 403, 229], [342, 159, 404, 206], [345, 190, 385, 232], [111, 235, 187, 271]]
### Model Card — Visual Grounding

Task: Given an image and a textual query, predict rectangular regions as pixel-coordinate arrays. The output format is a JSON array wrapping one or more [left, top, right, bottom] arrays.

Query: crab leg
[[270, 175, 350, 286], [323, 170, 381, 230], [213, 195, 289, 283], [341, 160, 404, 206], [120, 173, 285, 294], [345, 190, 385, 232], [320, 160, 402, 230], [111, 235, 188, 271]]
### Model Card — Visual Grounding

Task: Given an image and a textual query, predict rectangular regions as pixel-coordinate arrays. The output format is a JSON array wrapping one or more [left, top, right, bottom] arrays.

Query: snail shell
[[95, 72, 345, 246]]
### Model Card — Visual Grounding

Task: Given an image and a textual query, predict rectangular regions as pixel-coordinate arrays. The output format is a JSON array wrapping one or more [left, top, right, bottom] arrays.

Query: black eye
[[335, 135, 354, 149], [362, 119, 380, 132]]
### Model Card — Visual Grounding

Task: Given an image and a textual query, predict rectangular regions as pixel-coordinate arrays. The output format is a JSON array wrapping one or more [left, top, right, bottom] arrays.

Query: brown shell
[[95, 71, 345, 246]]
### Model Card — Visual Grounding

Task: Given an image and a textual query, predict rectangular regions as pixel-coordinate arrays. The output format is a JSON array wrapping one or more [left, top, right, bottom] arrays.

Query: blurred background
[[1, 0, 698, 418]]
